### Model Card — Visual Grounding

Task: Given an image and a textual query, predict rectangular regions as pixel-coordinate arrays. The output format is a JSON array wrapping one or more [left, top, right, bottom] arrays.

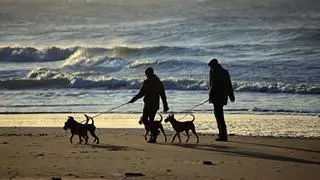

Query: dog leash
[[176, 99, 209, 120], [86, 99, 208, 120], [91, 102, 129, 118]]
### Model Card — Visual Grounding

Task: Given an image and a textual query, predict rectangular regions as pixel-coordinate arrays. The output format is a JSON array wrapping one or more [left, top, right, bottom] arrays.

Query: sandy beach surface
[[0, 114, 320, 180]]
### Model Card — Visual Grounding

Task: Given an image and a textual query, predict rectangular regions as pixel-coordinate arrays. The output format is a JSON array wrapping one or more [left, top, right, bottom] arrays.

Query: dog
[[139, 114, 167, 142], [63, 114, 99, 144], [164, 114, 199, 143]]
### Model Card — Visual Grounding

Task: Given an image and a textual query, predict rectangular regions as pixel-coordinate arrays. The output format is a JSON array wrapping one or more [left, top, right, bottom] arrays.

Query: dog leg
[[144, 130, 149, 141], [159, 126, 167, 142], [84, 135, 88, 144], [95, 135, 99, 144], [70, 134, 74, 144], [78, 135, 83, 144], [89, 131, 99, 144], [191, 128, 199, 143], [171, 133, 178, 143], [177, 133, 181, 143], [185, 130, 190, 143]]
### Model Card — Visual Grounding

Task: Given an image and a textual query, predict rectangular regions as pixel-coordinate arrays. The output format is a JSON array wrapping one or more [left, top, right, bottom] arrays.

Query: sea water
[[0, 0, 319, 136]]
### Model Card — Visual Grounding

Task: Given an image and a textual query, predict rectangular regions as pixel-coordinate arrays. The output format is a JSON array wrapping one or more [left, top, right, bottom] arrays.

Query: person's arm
[[226, 71, 235, 102], [209, 69, 214, 103], [159, 81, 169, 112], [129, 81, 146, 103]]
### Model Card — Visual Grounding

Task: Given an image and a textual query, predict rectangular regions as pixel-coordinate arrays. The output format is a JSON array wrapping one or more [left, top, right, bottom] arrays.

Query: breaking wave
[[0, 67, 318, 94], [0, 45, 207, 63]]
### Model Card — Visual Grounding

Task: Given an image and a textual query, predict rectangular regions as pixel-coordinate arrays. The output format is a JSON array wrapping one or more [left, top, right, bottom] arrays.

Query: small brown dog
[[139, 114, 167, 142], [164, 114, 199, 143], [63, 114, 99, 144]]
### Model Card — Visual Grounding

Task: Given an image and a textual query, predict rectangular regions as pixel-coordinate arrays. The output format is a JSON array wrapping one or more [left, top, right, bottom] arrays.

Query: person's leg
[[143, 108, 158, 143], [148, 110, 158, 143], [214, 104, 228, 141], [213, 104, 222, 137], [142, 108, 152, 142]]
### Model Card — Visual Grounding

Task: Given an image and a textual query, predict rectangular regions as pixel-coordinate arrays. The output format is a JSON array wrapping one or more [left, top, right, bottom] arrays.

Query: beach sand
[[0, 114, 319, 180]]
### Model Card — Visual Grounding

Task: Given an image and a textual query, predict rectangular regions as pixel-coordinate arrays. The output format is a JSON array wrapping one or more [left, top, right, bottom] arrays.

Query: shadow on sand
[[90, 144, 143, 151], [230, 140, 320, 154], [170, 143, 320, 165]]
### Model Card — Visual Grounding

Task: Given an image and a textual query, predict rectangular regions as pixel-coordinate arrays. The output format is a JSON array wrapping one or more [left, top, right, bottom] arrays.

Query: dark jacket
[[131, 74, 168, 111], [209, 64, 235, 105]]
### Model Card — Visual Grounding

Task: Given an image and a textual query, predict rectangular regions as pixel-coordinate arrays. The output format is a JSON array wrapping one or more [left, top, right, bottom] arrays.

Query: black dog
[[63, 114, 99, 144], [164, 114, 199, 143], [139, 114, 167, 142]]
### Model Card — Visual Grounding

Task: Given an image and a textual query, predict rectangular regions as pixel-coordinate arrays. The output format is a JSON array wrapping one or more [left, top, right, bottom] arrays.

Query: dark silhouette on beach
[[208, 59, 235, 141], [129, 67, 169, 143], [63, 114, 99, 144]]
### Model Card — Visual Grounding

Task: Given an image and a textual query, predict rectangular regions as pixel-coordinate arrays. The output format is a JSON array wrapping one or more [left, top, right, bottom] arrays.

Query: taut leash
[[84, 99, 208, 121], [79, 102, 129, 123], [91, 102, 129, 118], [166, 99, 209, 120]]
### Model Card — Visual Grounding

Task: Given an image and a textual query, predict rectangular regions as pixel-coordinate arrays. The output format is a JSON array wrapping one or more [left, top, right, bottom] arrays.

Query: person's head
[[145, 67, 154, 78], [208, 58, 219, 68]]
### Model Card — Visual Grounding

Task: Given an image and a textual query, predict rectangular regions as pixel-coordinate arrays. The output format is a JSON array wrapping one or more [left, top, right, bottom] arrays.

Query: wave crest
[[0, 45, 207, 63], [233, 81, 320, 94], [62, 48, 127, 73], [1, 69, 319, 94]]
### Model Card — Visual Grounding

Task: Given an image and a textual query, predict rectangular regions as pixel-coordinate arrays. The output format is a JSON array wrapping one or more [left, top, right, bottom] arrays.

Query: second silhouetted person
[[129, 67, 169, 143]]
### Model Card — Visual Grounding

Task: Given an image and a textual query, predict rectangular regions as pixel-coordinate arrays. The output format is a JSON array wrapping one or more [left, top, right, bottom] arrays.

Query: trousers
[[142, 108, 158, 141], [213, 103, 227, 138]]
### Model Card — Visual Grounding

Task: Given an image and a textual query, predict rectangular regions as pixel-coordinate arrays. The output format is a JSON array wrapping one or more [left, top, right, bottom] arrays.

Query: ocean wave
[[0, 69, 319, 94], [62, 48, 127, 73], [0, 79, 70, 89], [109, 45, 207, 57], [129, 59, 205, 70], [0, 45, 206, 63], [233, 81, 320, 94], [0, 47, 77, 62]]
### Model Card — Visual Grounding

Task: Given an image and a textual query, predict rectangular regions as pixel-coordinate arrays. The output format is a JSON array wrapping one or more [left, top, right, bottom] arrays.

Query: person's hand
[[163, 106, 169, 113]]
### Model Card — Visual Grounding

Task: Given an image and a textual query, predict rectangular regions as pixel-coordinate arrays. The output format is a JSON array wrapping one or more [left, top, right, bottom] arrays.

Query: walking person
[[128, 67, 169, 143], [208, 59, 235, 141]]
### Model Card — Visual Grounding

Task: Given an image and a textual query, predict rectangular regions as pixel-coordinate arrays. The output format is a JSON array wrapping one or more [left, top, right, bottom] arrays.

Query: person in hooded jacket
[[208, 59, 235, 141], [129, 67, 169, 143]]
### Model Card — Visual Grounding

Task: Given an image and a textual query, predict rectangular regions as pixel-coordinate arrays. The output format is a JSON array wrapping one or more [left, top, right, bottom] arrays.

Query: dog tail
[[189, 114, 195, 122], [157, 113, 163, 122], [90, 116, 95, 125], [84, 114, 95, 125]]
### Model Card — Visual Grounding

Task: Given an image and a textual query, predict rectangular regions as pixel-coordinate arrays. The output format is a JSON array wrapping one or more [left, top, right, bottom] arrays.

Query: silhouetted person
[[208, 59, 235, 141], [129, 67, 169, 143]]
